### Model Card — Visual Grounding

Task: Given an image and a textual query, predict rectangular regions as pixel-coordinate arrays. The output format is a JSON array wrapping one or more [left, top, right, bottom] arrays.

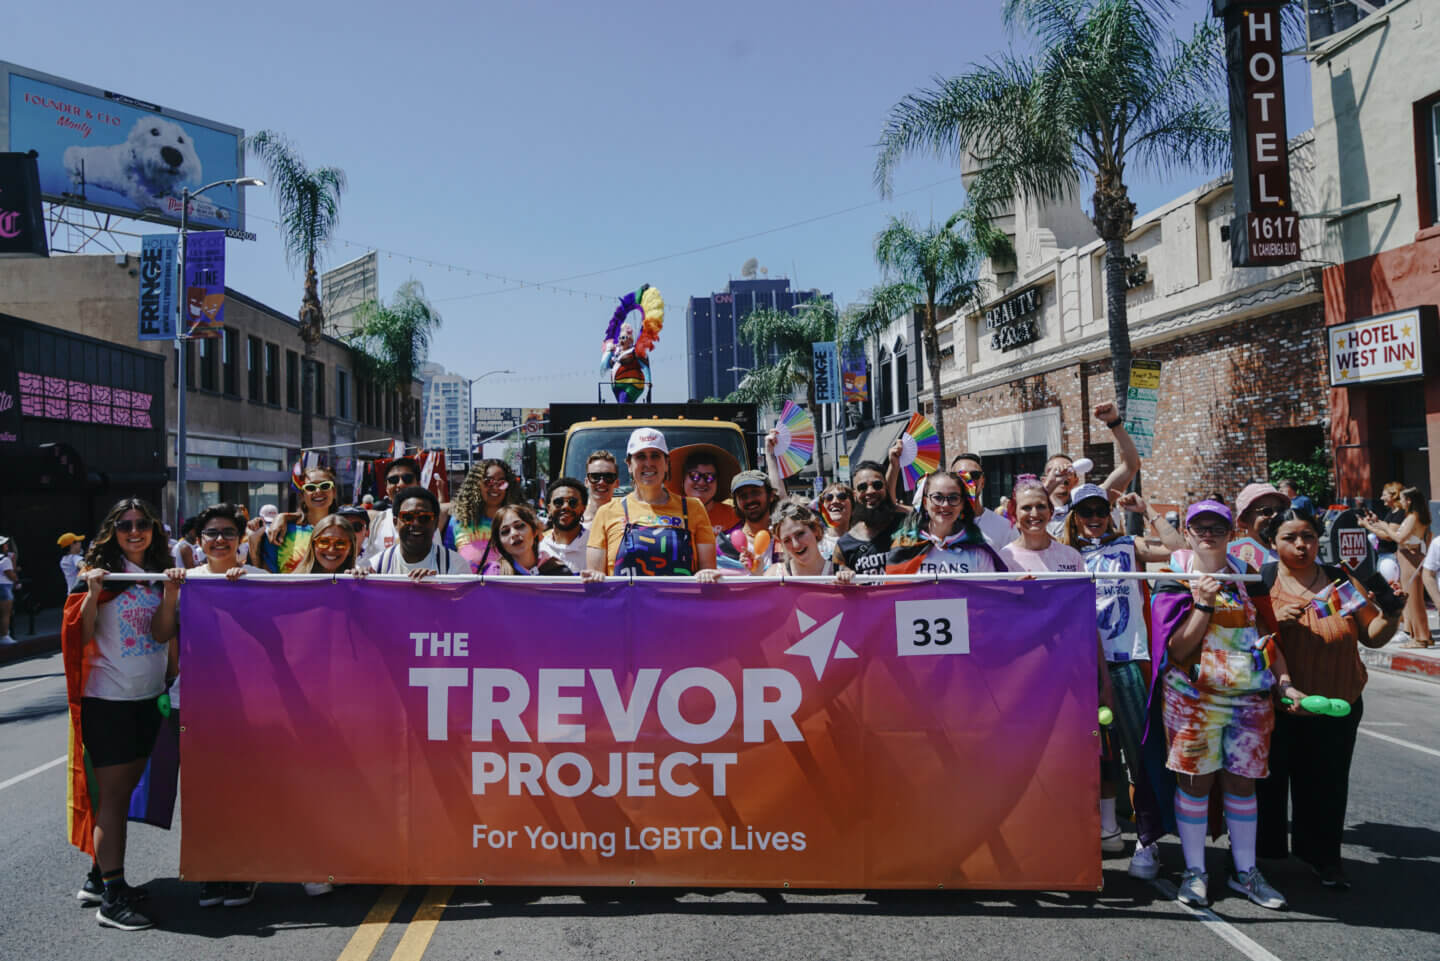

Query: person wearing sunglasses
[[494, 504, 574, 575], [816, 482, 853, 560], [950, 453, 1015, 548], [364, 456, 425, 562], [537, 477, 590, 573], [582, 450, 620, 523], [1149, 501, 1302, 910], [249, 466, 340, 574], [1039, 401, 1141, 535], [442, 458, 521, 575], [65, 498, 179, 931], [1230, 483, 1289, 570], [294, 514, 367, 577], [1058, 482, 1181, 871], [667, 444, 741, 537], [833, 460, 911, 577], [366, 487, 468, 579], [884, 472, 1006, 575]]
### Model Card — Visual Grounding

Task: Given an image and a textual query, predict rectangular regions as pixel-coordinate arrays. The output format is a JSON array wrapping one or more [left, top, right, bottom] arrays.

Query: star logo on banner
[[784, 608, 856, 680]]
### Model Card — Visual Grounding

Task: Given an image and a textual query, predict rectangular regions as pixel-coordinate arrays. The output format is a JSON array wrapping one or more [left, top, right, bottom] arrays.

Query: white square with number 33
[[895, 600, 969, 656]]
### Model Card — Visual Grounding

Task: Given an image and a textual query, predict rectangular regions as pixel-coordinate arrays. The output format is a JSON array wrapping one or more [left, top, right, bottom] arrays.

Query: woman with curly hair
[[65, 498, 180, 930], [249, 465, 340, 574], [491, 504, 573, 575], [445, 459, 522, 575]]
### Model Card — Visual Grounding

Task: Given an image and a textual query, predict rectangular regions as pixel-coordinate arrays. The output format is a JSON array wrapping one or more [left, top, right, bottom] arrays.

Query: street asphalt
[[2, 651, 1437, 961]]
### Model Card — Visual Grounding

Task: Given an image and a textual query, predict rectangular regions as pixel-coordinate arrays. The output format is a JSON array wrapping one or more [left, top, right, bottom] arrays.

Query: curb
[[0, 633, 61, 666], [1360, 646, 1440, 684]]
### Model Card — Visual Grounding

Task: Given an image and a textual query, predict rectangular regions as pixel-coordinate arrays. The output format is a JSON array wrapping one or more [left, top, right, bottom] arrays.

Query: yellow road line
[[336, 885, 408, 961], [388, 886, 453, 961]]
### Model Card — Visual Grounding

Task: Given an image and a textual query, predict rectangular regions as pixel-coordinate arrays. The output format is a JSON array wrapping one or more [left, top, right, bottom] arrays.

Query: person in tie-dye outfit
[[1152, 500, 1303, 911]]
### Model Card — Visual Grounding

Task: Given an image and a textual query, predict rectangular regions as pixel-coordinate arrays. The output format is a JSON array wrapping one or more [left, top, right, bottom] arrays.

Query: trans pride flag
[[1310, 578, 1368, 619]]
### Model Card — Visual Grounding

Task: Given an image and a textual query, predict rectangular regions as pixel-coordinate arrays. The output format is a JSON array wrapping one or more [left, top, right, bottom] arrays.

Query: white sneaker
[[1128, 841, 1161, 879], [1101, 829, 1125, 854], [303, 882, 334, 897], [0, 635, 17, 645], [1229, 868, 1288, 910], [1176, 868, 1209, 907]]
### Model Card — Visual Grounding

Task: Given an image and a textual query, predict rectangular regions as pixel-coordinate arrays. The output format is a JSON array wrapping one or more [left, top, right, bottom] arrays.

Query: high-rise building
[[420, 363, 470, 466], [687, 277, 830, 401]]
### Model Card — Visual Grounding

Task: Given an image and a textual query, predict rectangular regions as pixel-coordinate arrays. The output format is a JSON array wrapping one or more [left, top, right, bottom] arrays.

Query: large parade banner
[[178, 578, 1101, 890]]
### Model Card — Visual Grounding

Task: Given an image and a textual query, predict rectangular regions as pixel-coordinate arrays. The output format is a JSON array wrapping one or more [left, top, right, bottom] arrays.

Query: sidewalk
[[0, 605, 61, 665], [1358, 609, 1440, 683]]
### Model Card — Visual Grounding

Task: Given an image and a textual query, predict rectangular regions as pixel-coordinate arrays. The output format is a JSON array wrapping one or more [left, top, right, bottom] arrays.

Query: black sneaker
[[97, 890, 155, 931], [77, 866, 104, 905], [222, 881, 258, 907], [198, 882, 226, 907]]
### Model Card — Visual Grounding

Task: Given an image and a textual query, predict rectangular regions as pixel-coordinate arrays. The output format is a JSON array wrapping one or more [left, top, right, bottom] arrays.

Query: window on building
[[248, 336, 263, 400], [1420, 93, 1440, 229], [265, 343, 280, 405], [337, 368, 350, 419], [286, 350, 300, 411], [198, 334, 218, 392], [877, 348, 894, 417], [314, 362, 326, 416], [222, 328, 239, 396], [897, 346, 910, 414]]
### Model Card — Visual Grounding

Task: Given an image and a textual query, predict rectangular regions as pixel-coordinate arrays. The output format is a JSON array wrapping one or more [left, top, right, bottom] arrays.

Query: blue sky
[[9, 0, 1310, 407]]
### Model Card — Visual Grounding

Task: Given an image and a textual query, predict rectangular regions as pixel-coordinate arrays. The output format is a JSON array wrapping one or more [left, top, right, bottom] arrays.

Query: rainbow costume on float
[[600, 285, 664, 403]]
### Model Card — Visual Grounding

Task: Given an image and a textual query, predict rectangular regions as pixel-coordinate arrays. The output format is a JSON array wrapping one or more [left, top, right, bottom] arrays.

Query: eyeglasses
[[312, 537, 351, 553], [1074, 504, 1110, 519], [588, 472, 618, 484], [855, 480, 885, 493], [822, 491, 852, 503], [551, 496, 581, 508], [397, 511, 437, 526], [927, 492, 965, 507], [200, 528, 240, 541], [1189, 523, 1231, 537], [301, 480, 335, 494], [686, 471, 716, 485], [483, 476, 509, 488], [115, 518, 154, 533], [386, 472, 417, 486]]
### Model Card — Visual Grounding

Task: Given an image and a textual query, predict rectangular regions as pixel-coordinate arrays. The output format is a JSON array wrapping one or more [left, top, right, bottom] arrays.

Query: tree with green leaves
[[874, 0, 1229, 414], [245, 130, 347, 449], [346, 279, 443, 445], [854, 209, 1011, 467]]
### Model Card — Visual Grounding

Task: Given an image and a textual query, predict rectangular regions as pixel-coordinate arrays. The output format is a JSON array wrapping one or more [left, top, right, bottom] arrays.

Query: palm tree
[[857, 210, 1010, 467], [245, 130, 347, 449], [874, 0, 1229, 413], [346, 279, 442, 445]]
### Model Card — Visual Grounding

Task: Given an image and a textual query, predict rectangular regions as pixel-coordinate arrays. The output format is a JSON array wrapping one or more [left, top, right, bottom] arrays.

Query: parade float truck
[[540, 402, 758, 492]]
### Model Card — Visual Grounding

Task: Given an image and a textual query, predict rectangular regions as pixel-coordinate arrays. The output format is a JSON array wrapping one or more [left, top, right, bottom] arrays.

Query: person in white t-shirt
[[364, 487, 467, 578], [171, 517, 199, 570], [950, 452, 1015, 548], [537, 477, 589, 573], [1421, 535, 1440, 629], [0, 548, 16, 644], [999, 476, 1085, 574]]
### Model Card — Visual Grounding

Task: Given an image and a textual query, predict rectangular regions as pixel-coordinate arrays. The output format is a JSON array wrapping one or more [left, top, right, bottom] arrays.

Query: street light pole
[[173, 177, 263, 527], [465, 368, 514, 473]]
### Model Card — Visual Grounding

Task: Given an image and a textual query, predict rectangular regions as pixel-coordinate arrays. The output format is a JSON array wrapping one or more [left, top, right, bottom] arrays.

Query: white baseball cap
[[626, 427, 669, 456], [259, 504, 280, 520]]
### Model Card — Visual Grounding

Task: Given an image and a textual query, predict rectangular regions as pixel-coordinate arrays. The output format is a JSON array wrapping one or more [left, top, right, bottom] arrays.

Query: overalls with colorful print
[[613, 495, 696, 577]]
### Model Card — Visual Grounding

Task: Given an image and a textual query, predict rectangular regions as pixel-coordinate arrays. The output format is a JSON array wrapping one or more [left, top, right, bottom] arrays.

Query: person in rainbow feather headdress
[[600, 285, 663, 403]]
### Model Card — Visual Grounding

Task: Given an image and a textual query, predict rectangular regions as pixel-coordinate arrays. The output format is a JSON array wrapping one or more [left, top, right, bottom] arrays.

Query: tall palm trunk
[[922, 296, 948, 468], [1093, 173, 1136, 419], [298, 250, 323, 450]]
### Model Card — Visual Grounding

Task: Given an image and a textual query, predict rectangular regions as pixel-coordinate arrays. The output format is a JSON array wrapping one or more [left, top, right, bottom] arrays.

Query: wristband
[[1105, 417, 1123, 429], [1193, 602, 1216, 613]]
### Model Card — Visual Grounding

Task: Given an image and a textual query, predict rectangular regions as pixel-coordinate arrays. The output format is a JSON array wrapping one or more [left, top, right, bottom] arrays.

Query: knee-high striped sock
[[1175, 788, 1210, 872], [1224, 792, 1259, 875]]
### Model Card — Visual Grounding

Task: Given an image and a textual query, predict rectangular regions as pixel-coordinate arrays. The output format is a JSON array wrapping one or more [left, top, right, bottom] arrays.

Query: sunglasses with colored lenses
[[927, 492, 965, 507], [312, 537, 352, 553], [386, 473, 417, 486], [1074, 504, 1110, 519], [822, 491, 852, 503], [686, 471, 717, 485], [588, 472, 618, 484], [397, 511, 437, 526], [200, 528, 240, 541], [483, 477, 509, 488], [301, 480, 335, 493], [115, 518, 154, 533], [1189, 523, 1231, 537], [551, 496, 581, 508], [855, 480, 885, 493]]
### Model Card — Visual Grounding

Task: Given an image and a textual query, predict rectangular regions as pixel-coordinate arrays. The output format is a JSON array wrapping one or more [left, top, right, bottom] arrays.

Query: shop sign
[[137, 234, 178, 341], [812, 341, 840, 404], [985, 286, 1041, 352], [1327, 308, 1425, 387], [1337, 528, 1368, 571], [1123, 360, 1162, 457]]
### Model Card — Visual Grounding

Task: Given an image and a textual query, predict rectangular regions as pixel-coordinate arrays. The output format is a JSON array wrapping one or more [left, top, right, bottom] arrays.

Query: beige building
[[0, 252, 421, 524]]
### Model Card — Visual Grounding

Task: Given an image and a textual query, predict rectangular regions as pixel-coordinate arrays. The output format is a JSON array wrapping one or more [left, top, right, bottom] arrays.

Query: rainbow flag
[[1310, 578, 1367, 619]]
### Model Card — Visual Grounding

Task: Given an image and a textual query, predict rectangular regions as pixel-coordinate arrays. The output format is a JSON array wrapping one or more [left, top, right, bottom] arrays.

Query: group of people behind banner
[[62, 398, 1423, 930]]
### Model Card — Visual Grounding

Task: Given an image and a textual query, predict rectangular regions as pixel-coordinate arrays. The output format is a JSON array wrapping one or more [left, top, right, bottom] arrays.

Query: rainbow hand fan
[[898, 412, 941, 487], [772, 401, 815, 477]]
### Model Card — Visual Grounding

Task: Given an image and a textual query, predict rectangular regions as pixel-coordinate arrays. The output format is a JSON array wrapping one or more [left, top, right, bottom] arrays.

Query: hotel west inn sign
[[1327, 308, 1426, 387]]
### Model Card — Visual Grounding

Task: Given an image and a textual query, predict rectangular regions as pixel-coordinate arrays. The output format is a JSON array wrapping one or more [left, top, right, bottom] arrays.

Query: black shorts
[[80, 697, 163, 768]]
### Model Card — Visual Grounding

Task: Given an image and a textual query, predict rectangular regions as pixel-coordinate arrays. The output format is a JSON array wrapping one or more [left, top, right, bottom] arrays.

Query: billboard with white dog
[[0, 62, 245, 231]]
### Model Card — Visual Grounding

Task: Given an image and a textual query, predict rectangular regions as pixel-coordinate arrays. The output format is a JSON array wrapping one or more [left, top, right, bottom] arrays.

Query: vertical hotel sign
[[1215, 0, 1299, 266], [812, 342, 840, 404], [137, 234, 178, 341]]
